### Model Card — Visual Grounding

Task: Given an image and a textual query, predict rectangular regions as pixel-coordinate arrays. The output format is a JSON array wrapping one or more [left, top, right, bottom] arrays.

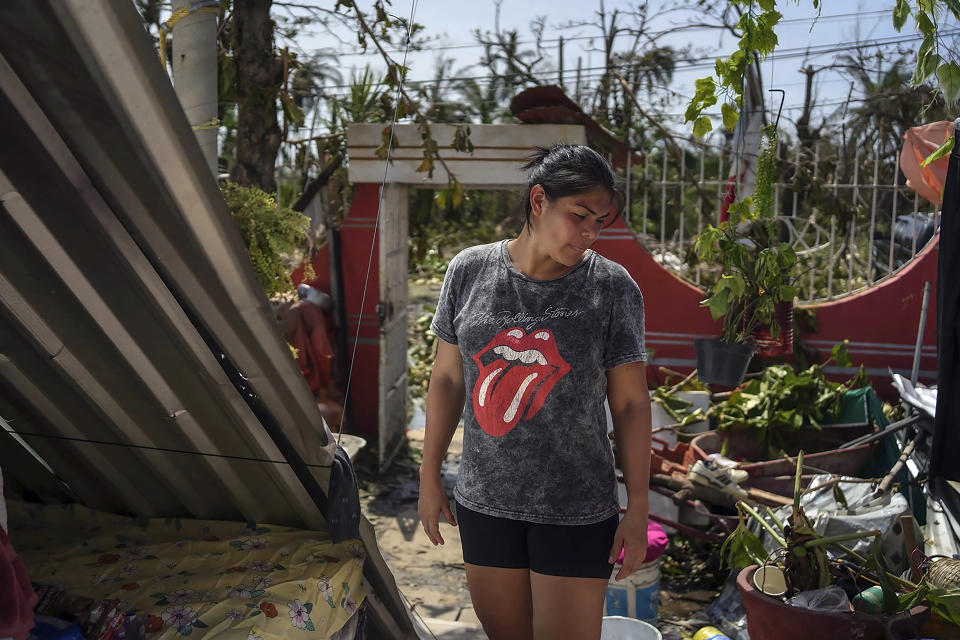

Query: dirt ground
[[354, 428, 726, 640]]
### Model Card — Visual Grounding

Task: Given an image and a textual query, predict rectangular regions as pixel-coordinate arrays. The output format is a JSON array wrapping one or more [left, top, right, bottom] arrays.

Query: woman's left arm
[[607, 360, 653, 581]]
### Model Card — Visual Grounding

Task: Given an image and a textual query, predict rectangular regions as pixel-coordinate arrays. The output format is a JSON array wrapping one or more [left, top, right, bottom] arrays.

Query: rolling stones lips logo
[[471, 327, 571, 437]]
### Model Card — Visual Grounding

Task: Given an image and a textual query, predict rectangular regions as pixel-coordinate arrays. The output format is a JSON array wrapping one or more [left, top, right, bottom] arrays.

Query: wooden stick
[[666, 369, 699, 395], [878, 437, 918, 494]]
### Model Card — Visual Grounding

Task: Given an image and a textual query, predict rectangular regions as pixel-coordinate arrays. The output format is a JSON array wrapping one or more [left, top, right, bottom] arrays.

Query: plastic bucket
[[694, 338, 754, 387], [600, 616, 662, 640], [605, 559, 660, 624]]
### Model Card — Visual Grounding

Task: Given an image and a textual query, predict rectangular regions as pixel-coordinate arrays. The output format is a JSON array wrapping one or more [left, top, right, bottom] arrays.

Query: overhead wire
[[316, 9, 896, 58], [304, 28, 960, 97]]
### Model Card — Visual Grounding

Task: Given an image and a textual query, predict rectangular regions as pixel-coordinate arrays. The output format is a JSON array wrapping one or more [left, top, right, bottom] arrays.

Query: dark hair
[[520, 143, 623, 229]]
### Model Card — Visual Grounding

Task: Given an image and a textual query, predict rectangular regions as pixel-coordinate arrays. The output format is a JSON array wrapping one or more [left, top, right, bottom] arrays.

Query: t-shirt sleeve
[[603, 271, 647, 369], [429, 255, 461, 344]]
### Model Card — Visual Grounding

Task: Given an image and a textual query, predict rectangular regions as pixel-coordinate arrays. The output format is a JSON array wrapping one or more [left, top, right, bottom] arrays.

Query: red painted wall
[[303, 187, 939, 446]]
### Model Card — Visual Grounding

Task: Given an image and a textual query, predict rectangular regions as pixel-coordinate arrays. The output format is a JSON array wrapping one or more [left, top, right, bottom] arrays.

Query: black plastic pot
[[694, 338, 755, 387]]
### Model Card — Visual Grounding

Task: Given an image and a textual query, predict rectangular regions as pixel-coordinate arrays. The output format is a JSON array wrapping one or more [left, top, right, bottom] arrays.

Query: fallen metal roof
[[0, 0, 334, 529]]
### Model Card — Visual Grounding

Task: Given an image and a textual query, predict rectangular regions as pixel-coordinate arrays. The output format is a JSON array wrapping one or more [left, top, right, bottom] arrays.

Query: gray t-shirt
[[430, 240, 647, 525]]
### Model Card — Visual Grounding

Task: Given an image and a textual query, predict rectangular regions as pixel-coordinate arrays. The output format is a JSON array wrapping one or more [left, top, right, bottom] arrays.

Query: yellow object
[[191, 117, 221, 131], [693, 626, 731, 640], [9, 501, 364, 640]]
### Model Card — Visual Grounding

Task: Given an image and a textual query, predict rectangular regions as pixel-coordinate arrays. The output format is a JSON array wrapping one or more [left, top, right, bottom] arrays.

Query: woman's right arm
[[418, 339, 466, 545]]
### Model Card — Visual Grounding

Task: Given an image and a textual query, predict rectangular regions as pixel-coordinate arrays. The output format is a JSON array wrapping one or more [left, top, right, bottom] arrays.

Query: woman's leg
[[457, 502, 533, 638], [527, 513, 619, 639], [530, 572, 608, 640], [464, 564, 533, 639]]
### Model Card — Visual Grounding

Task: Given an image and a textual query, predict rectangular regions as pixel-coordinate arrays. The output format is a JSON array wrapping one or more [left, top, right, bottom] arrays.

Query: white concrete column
[[172, 0, 219, 178]]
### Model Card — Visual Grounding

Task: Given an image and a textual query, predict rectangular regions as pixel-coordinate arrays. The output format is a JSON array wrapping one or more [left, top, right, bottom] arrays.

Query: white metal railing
[[624, 137, 941, 301]]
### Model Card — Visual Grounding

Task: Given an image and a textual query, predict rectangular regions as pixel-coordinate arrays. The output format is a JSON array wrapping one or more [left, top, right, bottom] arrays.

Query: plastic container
[[600, 616, 662, 640], [694, 338, 754, 387], [852, 585, 885, 614], [693, 627, 732, 640], [753, 565, 788, 597], [605, 559, 660, 623]]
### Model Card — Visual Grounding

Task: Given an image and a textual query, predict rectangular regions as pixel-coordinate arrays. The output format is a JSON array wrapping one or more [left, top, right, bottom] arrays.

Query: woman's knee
[[465, 564, 533, 639]]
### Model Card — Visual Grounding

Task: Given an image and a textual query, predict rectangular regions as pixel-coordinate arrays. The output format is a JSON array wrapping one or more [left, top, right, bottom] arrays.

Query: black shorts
[[455, 500, 619, 579]]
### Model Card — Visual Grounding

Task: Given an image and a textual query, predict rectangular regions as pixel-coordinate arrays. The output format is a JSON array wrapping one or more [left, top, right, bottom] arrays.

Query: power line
[[303, 28, 958, 98], [325, 9, 895, 58]]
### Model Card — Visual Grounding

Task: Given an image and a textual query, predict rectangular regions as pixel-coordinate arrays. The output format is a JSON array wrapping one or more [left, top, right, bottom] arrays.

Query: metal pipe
[[643, 144, 650, 236], [679, 146, 685, 255], [697, 144, 705, 285], [889, 150, 899, 273], [911, 280, 932, 385], [625, 136, 631, 224], [868, 141, 881, 284], [660, 142, 667, 263]]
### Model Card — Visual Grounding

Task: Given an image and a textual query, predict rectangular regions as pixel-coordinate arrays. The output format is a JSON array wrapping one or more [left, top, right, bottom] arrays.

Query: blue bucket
[[604, 559, 660, 624]]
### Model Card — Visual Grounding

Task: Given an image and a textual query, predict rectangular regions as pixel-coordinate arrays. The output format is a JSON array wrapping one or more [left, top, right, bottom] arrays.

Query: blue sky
[[293, 1, 952, 136]]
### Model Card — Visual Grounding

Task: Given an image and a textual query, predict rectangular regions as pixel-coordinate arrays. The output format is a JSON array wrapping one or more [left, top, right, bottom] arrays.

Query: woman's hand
[[609, 507, 648, 581], [418, 470, 457, 545]]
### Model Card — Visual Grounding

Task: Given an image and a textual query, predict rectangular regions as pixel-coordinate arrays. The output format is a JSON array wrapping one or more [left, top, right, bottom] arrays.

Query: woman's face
[[528, 185, 616, 267]]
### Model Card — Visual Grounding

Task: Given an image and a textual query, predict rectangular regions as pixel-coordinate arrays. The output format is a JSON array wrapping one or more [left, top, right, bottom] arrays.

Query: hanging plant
[[694, 124, 798, 344]]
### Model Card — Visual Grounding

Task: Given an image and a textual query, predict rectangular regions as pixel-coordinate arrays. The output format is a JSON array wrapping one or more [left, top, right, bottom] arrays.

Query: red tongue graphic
[[476, 361, 551, 437], [471, 327, 571, 437]]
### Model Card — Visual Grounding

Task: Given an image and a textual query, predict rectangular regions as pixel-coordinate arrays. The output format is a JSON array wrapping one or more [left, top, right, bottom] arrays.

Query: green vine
[[221, 181, 310, 297], [688, 0, 960, 139]]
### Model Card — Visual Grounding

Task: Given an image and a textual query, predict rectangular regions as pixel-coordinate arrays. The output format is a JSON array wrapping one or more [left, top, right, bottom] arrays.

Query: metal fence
[[624, 134, 941, 302]]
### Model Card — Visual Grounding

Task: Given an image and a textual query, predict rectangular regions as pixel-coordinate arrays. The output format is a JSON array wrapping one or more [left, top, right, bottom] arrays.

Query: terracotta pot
[[737, 565, 929, 640]]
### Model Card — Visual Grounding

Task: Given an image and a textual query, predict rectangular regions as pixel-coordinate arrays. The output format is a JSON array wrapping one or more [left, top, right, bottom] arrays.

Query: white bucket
[[604, 559, 660, 623], [600, 616, 662, 640]]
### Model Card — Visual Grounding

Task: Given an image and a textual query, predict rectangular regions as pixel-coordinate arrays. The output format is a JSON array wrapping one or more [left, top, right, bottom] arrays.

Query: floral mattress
[[7, 501, 365, 640]]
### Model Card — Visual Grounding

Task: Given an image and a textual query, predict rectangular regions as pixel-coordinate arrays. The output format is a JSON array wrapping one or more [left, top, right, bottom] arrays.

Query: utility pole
[[558, 36, 564, 90], [576, 56, 582, 105], [172, 0, 219, 178]]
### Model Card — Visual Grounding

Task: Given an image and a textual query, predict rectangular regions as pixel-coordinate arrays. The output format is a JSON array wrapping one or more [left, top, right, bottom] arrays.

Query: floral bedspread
[[7, 501, 365, 640]]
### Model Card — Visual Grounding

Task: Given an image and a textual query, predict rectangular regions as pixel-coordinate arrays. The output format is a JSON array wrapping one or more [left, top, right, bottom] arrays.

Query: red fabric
[[278, 301, 336, 398], [0, 524, 37, 640]]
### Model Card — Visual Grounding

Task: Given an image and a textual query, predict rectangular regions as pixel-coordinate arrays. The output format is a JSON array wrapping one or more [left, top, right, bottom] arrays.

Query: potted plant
[[694, 124, 799, 386], [723, 453, 933, 640]]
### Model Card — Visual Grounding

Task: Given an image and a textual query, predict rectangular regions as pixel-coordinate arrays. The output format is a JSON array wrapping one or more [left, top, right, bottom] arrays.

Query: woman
[[418, 144, 652, 640]]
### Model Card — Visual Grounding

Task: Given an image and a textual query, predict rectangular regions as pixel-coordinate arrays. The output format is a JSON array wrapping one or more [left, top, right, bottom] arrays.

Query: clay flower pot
[[736, 565, 929, 640]]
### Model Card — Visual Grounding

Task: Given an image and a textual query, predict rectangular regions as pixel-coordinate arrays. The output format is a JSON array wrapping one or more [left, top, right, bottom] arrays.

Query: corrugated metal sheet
[[0, 0, 333, 529]]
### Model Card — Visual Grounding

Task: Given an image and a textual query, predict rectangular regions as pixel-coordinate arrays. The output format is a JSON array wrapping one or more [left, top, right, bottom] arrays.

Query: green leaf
[[893, 0, 911, 30], [917, 9, 936, 35], [703, 289, 732, 320], [756, 0, 775, 10], [693, 115, 713, 138], [720, 517, 768, 569], [718, 274, 747, 297], [831, 340, 853, 368], [780, 285, 798, 301], [922, 53, 942, 87], [928, 590, 960, 627], [921, 135, 955, 167], [911, 35, 936, 85], [721, 102, 740, 131], [938, 61, 960, 104], [695, 76, 717, 94]]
